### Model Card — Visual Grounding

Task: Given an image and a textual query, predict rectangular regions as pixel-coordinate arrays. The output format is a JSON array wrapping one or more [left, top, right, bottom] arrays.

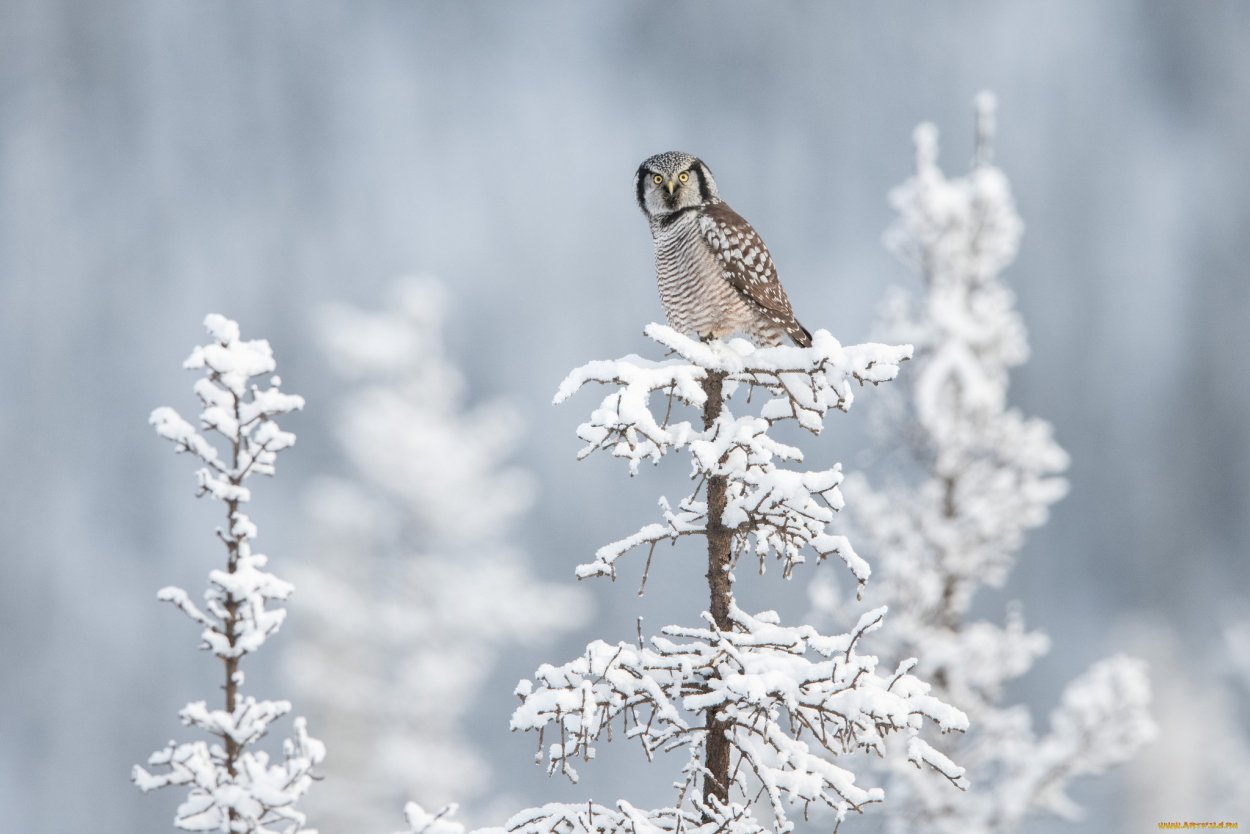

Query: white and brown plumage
[[634, 151, 812, 348]]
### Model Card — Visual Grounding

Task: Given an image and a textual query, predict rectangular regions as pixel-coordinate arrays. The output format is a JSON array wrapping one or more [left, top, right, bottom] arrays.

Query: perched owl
[[634, 151, 812, 348]]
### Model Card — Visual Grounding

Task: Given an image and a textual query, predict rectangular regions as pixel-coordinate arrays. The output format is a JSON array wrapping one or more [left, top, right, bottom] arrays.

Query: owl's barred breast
[[652, 212, 765, 343]]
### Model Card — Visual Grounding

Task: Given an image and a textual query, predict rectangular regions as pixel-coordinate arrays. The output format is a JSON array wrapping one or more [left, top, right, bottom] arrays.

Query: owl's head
[[635, 151, 719, 220]]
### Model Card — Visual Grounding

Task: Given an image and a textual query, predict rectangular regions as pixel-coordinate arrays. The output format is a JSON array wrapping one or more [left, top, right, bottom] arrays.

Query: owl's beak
[[666, 178, 677, 195]]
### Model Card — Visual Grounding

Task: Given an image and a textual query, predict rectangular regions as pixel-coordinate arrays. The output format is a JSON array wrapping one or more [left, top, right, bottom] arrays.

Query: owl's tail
[[791, 321, 813, 348]]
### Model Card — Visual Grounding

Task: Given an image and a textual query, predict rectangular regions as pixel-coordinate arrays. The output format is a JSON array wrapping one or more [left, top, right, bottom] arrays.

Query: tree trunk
[[224, 400, 242, 830], [701, 369, 733, 812], [223, 491, 240, 778]]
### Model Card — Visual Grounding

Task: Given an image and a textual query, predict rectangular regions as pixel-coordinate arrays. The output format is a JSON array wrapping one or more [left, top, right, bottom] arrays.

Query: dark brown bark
[[223, 489, 241, 777], [223, 393, 242, 825], [701, 369, 733, 812]]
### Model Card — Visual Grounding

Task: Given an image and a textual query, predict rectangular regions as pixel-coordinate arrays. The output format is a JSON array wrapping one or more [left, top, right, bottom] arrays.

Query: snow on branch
[[511, 602, 967, 832], [134, 314, 322, 834], [557, 325, 911, 462], [135, 716, 323, 833], [558, 325, 911, 590], [409, 801, 770, 834], [494, 322, 968, 834], [492, 800, 763, 834], [397, 802, 467, 834]]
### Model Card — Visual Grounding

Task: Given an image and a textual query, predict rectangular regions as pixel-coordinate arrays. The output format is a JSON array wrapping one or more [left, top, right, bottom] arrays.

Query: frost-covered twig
[[134, 315, 323, 834]]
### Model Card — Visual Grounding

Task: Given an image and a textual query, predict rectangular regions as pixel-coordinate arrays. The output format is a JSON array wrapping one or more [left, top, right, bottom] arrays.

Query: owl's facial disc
[[637, 154, 707, 218]]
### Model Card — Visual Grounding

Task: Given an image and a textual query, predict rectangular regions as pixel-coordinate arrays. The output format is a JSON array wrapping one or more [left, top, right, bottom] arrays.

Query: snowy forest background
[[3, 2, 1250, 832]]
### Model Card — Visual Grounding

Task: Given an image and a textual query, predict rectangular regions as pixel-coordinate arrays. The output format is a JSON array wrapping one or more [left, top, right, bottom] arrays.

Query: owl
[[634, 151, 812, 348]]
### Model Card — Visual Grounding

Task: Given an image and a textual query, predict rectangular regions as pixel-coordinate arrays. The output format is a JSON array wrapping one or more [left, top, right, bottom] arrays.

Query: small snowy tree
[[811, 94, 1153, 833], [479, 324, 970, 834], [284, 277, 589, 834], [134, 315, 324, 833]]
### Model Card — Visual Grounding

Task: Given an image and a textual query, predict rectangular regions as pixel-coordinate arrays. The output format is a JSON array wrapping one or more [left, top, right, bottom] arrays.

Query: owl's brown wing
[[698, 201, 812, 347]]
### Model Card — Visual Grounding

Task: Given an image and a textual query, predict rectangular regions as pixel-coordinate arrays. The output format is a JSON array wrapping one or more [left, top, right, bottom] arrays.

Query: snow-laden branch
[[406, 800, 780, 834], [397, 802, 466, 834], [560, 325, 910, 591], [134, 314, 322, 834], [135, 716, 324, 834], [513, 603, 967, 831], [557, 326, 911, 468], [494, 800, 765, 834]]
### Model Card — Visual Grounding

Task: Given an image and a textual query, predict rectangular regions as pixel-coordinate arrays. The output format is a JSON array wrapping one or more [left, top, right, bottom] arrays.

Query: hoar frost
[[811, 93, 1154, 834]]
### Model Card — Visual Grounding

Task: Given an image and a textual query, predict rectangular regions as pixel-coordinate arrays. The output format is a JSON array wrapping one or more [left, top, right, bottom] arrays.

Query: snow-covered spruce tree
[[811, 94, 1153, 833], [134, 315, 324, 833], [283, 277, 588, 834], [475, 325, 970, 834]]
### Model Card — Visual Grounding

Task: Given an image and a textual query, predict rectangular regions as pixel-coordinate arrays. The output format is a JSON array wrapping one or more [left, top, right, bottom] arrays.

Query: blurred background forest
[[2, 2, 1249, 832]]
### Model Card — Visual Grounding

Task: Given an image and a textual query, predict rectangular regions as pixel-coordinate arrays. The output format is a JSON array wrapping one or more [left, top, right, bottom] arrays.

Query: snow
[[494, 300, 973, 834], [810, 96, 1153, 833], [512, 602, 967, 831], [203, 313, 241, 345], [179, 697, 292, 747], [558, 324, 910, 591], [1044, 656, 1154, 774], [134, 716, 325, 834], [150, 406, 221, 466], [135, 314, 320, 833], [487, 801, 755, 834], [398, 802, 466, 834]]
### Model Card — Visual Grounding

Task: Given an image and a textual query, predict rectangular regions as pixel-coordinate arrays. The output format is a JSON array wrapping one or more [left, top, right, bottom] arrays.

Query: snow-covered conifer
[[283, 277, 588, 833], [134, 315, 323, 833], [496, 324, 969, 834], [812, 93, 1154, 833]]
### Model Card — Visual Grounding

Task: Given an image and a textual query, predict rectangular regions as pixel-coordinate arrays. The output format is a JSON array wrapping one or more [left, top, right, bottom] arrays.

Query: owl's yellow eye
[[678, 171, 690, 183], [652, 174, 664, 185]]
